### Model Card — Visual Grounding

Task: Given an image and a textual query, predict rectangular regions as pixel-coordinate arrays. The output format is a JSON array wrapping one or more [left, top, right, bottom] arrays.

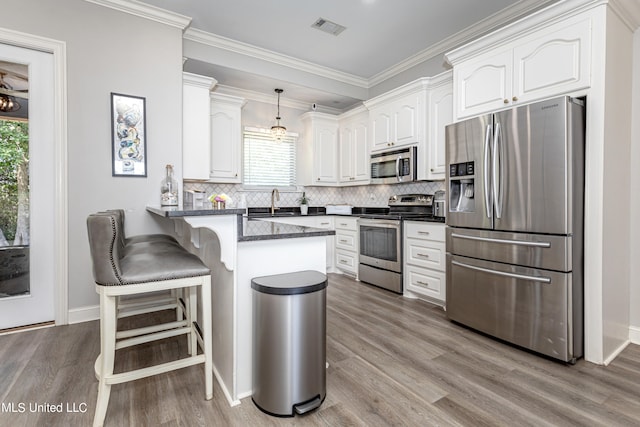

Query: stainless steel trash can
[[251, 270, 327, 417]]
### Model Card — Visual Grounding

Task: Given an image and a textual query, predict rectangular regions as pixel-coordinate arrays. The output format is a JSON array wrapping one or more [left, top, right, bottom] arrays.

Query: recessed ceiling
[[137, 0, 559, 110]]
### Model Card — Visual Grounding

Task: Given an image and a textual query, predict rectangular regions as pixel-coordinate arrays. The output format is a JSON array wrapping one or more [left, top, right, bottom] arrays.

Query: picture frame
[[111, 92, 147, 177]]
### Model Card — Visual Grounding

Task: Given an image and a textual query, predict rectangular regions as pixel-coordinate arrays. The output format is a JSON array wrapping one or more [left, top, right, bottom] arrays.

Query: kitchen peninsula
[[147, 206, 334, 405]]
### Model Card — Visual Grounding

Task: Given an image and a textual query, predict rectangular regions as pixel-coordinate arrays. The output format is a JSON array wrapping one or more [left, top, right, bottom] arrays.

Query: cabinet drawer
[[406, 239, 445, 271], [335, 230, 357, 251], [335, 250, 357, 274], [405, 266, 445, 302], [315, 217, 335, 229], [404, 222, 445, 242], [335, 217, 358, 231]]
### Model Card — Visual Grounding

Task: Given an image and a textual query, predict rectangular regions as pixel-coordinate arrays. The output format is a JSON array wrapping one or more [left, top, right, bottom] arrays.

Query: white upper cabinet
[[183, 72, 216, 180], [449, 14, 592, 120], [299, 112, 339, 186], [423, 73, 453, 180], [209, 93, 246, 183], [512, 16, 591, 103], [367, 90, 424, 152], [338, 108, 369, 185], [454, 49, 513, 119], [366, 75, 453, 181]]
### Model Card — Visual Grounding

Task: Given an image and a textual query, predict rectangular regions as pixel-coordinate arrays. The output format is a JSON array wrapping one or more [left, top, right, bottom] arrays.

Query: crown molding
[[367, 0, 560, 86], [609, 0, 640, 31], [184, 28, 369, 89], [182, 72, 217, 90], [84, 0, 191, 29], [364, 72, 453, 109], [445, 0, 606, 66], [212, 84, 343, 115]]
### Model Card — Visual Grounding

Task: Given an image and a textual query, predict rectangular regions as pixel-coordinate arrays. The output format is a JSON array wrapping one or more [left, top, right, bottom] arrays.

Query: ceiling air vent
[[311, 18, 346, 36]]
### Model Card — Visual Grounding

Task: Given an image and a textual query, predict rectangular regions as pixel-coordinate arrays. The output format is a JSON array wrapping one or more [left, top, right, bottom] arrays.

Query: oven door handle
[[358, 218, 401, 228]]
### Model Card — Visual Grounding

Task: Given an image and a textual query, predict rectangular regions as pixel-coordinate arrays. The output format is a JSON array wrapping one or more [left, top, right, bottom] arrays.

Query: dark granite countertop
[[239, 218, 335, 242], [147, 205, 335, 242], [147, 205, 246, 217]]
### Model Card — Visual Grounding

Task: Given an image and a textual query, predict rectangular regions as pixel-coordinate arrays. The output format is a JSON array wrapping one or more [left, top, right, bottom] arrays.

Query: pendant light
[[270, 88, 287, 140]]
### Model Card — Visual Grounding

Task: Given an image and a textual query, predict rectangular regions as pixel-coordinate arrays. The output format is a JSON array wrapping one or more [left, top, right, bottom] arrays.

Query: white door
[[0, 44, 55, 330]]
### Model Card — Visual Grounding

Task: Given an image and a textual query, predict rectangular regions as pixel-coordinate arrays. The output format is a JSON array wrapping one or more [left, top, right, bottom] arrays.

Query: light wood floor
[[2, 273, 640, 426]]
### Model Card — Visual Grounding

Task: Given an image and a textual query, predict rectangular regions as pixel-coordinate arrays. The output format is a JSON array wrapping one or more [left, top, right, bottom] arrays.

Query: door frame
[[0, 28, 68, 325]]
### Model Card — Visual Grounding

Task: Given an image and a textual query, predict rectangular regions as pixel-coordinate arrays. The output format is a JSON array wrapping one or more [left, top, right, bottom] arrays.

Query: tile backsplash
[[184, 181, 445, 208]]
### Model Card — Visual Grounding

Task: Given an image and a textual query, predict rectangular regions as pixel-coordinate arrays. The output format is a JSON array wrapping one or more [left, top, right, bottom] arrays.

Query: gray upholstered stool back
[[87, 213, 125, 286]]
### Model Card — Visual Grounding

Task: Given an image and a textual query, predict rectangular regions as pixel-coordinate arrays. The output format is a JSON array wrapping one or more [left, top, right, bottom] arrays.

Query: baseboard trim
[[629, 325, 640, 345], [603, 339, 631, 366], [67, 305, 99, 324], [213, 365, 241, 407]]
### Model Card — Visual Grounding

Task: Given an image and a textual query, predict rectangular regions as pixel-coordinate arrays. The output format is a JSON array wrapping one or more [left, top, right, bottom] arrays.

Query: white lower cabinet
[[403, 221, 446, 306], [257, 215, 334, 271], [334, 217, 359, 276]]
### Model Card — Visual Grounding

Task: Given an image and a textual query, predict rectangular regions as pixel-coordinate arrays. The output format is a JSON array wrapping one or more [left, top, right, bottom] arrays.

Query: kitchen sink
[[247, 207, 300, 218]]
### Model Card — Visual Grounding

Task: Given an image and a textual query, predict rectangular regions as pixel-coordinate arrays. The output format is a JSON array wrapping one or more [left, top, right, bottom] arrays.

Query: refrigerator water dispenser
[[448, 161, 476, 213], [449, 180, 475, 213]]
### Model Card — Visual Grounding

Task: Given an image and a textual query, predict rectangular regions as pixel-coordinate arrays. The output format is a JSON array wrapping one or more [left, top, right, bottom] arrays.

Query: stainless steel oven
[[370, 146, 417, 184], [358, 218, 402, 293]]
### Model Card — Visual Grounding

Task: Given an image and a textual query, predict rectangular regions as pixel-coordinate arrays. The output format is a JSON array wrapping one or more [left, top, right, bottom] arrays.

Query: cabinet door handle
[[418, 231, 430, 235], [503, 99, 509, 104], [512, 96, 518, 102], [317, 177, 320, 181], [339, 239, 348, 243], [340, 223, 348, 226], [416, 280, 429, 286], [416, 253, 430, 258], [320, 222, 330, 225], [339, 259, 349, 265]]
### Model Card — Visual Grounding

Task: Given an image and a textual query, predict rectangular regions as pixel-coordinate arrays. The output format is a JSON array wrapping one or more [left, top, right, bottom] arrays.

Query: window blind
[[243, 128, 297, 187]]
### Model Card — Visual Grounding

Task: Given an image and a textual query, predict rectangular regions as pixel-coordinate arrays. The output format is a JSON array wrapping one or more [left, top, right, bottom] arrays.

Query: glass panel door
[[0, 44, 55, 330], [0, 62, 29, 299]]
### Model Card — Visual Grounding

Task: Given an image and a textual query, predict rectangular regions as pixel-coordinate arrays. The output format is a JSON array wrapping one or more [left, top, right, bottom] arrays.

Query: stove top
[[357, 193, 444, 222], [358, 212, 444, 222]]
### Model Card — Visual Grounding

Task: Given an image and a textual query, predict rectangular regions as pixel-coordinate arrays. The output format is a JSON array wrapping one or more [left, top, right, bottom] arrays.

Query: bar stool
[[86, 212, 213, 427]]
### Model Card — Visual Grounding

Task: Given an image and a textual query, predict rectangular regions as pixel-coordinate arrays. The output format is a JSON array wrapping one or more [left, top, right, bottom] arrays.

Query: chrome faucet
[[271, 188, 280, 215]]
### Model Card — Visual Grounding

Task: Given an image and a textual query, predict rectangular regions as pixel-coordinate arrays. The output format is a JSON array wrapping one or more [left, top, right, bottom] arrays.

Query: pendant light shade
[[270, 88, 287, 140]]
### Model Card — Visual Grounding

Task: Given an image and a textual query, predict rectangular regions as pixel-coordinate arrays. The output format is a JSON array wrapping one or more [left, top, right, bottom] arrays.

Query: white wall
[[630, 28, 640, 342], [0, 0, 184, 310]]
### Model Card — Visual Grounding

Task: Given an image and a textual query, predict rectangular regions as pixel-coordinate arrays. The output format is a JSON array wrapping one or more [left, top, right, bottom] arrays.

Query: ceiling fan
[[0, 70, 28, 113]]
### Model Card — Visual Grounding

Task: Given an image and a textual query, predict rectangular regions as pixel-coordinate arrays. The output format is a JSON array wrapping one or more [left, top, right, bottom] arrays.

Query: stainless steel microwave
[[370, 146, 417, 184]]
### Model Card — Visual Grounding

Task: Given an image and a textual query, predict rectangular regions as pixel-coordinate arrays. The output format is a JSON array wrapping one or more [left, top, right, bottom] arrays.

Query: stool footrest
[[116, 325, 191, 350], [105, 354, 206, 385], [118, 302, 179, 318]]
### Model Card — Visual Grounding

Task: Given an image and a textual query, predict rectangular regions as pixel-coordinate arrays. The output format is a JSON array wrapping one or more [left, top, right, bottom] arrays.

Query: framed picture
[[111, 92, 147, 177]]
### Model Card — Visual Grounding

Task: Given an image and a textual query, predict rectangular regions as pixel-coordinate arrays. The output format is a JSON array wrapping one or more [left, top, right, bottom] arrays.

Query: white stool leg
[[188, 286, 198, 357], [172, 289, 183, 322], [201, 276, 213, 400], [94, 291, 117, 427]]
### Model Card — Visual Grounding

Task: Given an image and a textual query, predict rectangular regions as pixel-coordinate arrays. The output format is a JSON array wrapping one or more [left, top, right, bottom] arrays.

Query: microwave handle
[[396, 156, 401, 182]]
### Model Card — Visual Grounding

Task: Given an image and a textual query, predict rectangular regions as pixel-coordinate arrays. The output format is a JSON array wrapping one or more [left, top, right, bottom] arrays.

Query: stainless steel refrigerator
[[445, 96, 585, 363]]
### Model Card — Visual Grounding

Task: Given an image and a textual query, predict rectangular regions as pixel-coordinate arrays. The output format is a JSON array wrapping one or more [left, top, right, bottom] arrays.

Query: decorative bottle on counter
[[160, 164, 178, 206]]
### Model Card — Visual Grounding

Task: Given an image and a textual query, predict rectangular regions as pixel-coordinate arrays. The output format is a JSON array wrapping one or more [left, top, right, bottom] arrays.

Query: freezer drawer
[[446, 227, 572, 272], [446, 254, 582, 363]]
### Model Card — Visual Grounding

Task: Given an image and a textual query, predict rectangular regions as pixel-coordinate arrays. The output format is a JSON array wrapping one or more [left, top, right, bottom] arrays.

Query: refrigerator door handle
[[451, 260, 552, 284], [492, 122, 504, 219], [484, 124, 493, 219], [450, 232, 552, 248]]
